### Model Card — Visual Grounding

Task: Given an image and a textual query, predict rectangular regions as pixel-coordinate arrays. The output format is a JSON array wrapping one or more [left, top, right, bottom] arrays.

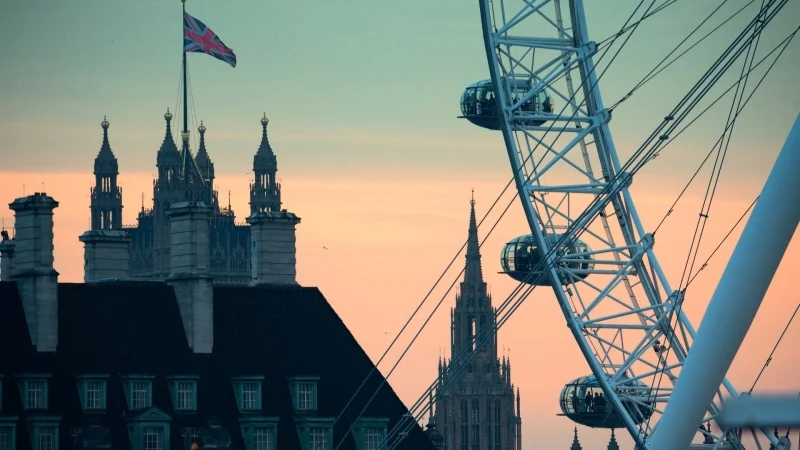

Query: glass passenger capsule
[[459, 78, 554, 130], [499, 233, 594, 286], [558, 375, 654, 429]]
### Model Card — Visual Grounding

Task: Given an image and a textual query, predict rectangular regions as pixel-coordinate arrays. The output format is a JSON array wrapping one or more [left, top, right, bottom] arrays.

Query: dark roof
[[0, 281, 435, 450]]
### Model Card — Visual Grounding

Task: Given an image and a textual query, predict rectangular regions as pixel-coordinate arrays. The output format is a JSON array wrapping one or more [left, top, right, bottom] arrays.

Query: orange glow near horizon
[[1, 170, 798, 449]]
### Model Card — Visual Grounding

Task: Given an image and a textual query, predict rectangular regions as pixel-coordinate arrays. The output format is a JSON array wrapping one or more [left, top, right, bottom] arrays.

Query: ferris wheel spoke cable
[[331, 0, 652, 441], [749, 302, 800, 394], [344, 2, 787, 447], [637, 6, 789, 444], [610, 0, 756, 111]]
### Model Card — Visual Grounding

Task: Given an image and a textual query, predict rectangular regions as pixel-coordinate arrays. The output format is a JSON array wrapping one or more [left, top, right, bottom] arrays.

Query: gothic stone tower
[[433, 194, 522, 450], [249, 114, 282, 214], [90, 116, 123, 230], [152, 110, 184, 278]]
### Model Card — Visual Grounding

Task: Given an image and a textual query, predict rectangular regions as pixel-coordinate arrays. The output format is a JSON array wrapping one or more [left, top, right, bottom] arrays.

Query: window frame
[[239, 416, 279, 450], [0, 417, 17, 450], [295, 417, 334, 450], [232, 376, 264, 412], [166, 375, 199, 412], [352, 417, 389, 450], [16, 374, 51, 411], [27, 416, 60, 450], [121, 375, 155, 410], [76, 375, 109, 412], [287, 376, 320, 413]]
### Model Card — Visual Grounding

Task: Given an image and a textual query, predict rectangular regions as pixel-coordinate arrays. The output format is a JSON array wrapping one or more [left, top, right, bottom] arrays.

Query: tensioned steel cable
[[635, 3, 789, 445], [330, 1, 657, 446], [380, 3, 791, 448]]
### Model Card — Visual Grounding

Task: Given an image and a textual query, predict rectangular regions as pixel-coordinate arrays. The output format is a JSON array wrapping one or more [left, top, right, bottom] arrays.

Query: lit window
[[143, 426, 164, 450], [309, 427, 329, 450]]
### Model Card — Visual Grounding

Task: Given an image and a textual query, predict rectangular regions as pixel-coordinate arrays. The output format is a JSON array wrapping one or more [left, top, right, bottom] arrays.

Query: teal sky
[[1, 0, 798, 179]]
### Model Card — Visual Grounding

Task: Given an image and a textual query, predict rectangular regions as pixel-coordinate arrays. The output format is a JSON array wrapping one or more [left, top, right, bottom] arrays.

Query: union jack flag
[[184, 12, 237, 68]]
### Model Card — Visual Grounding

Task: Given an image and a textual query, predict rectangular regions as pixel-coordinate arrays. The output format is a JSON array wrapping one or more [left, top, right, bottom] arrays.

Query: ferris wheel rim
[[476, 0, 787, 448]]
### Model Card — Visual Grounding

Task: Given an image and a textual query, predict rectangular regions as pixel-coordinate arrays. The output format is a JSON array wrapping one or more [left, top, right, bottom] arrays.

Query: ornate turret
[[90, 116, 123, 230], [606, 429, 620, 450], [424, 391, 444, 449], [570, 427, 583, 450], [156, 109, 181, 169], [153, 109, 185, 278], [193, 121, 218, 208], [250, 113, 282, 213]]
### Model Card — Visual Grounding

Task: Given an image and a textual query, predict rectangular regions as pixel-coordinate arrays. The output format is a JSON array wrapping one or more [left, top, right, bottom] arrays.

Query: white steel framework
[[477, 0, 786, 448]]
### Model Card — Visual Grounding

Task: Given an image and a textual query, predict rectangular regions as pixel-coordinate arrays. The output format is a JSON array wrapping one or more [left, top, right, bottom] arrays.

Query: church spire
[[570, 427, 583, 450], [606, 429, 620, 450], [464, 189, 484, 286]]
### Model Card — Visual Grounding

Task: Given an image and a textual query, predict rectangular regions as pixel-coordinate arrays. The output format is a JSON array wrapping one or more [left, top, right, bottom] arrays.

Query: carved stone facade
[[432, 195, 522, 450], [85, 112, 290, 284]]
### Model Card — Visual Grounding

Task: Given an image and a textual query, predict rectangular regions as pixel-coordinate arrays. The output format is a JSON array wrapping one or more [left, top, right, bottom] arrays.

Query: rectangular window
[[27, 380, 46, 409], [177, 382, 195, 410], [296, 382, 316, 410], [460, 425, 468, 450], [0, 427, 13, 450], [143, 427, 164, 450], [132, 381, 150, 409], [253, 427, 274, 450], [364, 428, 385, 450], [242, 382, 260, 410], [309, 427, 328, 450], [37, 426, 56, 450], [84, 381, 105, 410]]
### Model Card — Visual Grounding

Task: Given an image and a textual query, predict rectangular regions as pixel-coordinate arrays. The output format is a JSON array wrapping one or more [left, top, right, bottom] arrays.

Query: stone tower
[[90, 116, 123, 230], [153, 109, 184, 278], [434, 192, 522, 450], [194, 121, 219, 210], [80, 116, 132, 281], [249, 113, 282, 214]]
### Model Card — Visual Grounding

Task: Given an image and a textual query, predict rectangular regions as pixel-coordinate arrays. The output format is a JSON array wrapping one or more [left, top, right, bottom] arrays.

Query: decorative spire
[[158, 108, 179, 155], [570, 427, 583, 450], [606, 429, 620, 450], [463, 190, 485, 288], [257, 112, 274, 156], [94, 115, 118, 175], [196, 121, 214, 182]]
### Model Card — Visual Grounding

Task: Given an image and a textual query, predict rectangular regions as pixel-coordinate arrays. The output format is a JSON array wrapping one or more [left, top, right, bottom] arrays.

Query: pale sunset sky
[[1, 1, 799, 449]]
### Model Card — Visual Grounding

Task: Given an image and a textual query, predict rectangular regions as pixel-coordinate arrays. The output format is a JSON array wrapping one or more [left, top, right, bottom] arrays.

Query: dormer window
[[17, 374, 50, 410], [121, 375, 154, 410], [76, 375, 109, 411], [167, 376, 198, 412], [288, 376, 319, 412], [232, 376, 264, 412], [353, 418, 389, 450]]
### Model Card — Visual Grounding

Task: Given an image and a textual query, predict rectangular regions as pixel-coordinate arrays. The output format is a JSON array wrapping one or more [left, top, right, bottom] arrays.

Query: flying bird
[[323, 246, 328, 250]]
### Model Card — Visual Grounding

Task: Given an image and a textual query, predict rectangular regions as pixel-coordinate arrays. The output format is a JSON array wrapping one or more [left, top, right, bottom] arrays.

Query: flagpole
[[182, 0, 189, 139]]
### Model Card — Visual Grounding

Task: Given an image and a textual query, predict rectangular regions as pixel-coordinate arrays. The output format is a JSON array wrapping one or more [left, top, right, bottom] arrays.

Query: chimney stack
[[246, 209, 301, 285], [166, 201, 213, 354], [8, 193, 59, 352], [0, 229, 15, 281], [79, 230, 132, 281]]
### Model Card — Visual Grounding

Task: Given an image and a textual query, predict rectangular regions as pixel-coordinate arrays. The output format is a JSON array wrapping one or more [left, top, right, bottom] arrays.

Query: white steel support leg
[[649, 112, 800, 450]]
